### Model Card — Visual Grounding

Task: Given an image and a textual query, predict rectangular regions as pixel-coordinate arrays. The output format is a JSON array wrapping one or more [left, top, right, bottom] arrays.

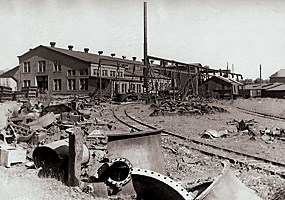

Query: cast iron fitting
[[106, 157, 133, 188]]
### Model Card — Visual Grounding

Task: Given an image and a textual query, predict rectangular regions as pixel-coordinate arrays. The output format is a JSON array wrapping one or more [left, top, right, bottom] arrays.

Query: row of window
[[23, 79, 89, 91], [93, 69, 123, 78], [23, 61, 89, 76], [119, 83, 142, 93]]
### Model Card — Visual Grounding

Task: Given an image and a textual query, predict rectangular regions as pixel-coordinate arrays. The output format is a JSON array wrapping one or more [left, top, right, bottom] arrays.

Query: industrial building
[[200, 76, 243, 99], [0, 42, 173, 99]]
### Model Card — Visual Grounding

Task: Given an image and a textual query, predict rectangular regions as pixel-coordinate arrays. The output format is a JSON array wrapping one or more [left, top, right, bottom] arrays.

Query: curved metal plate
[[194, 161, 262, 200], [131, 167, 194, 200]]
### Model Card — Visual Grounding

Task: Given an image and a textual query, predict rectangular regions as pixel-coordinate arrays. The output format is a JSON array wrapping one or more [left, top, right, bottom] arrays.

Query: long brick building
[[0, 42, 171, 98]]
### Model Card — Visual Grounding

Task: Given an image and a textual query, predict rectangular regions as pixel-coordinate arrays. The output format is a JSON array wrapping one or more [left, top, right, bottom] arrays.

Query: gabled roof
[[207, 75, 243, 86], [19, 45, 143, 66], [0, 66, 19, 81], [243, 82, 283, 90], [270, 69, 285, 78], [265, 84, 285, 91]]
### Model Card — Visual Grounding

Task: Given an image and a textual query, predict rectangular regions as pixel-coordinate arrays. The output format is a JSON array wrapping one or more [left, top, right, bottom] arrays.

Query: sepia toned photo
[[0, 0, 285, 199]]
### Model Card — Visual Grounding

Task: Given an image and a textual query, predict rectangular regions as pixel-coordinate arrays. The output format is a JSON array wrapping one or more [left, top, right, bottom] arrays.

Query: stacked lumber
[[0, 86, 12, 101]]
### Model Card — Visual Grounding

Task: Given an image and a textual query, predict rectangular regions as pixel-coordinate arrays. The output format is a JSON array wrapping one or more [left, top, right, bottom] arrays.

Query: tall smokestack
[[260, 64, 262, 84], [143, 2, 149, 104], [144, 2, 147, 66]]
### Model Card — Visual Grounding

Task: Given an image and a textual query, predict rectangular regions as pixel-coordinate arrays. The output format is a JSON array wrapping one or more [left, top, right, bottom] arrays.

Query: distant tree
[[254, 78, 263, 84], [240, 79, 253, 84]]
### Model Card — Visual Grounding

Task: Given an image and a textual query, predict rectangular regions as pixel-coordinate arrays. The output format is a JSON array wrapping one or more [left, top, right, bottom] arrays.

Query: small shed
[[270, 69, 285, 83], [263, 84, 285, 98], [239, 83, 283, 98], [200, 76, 243, 99]]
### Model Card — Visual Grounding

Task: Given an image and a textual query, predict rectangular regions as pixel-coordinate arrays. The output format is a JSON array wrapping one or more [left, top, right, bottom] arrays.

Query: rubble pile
[[0, 97, 115, 168], [149, 100, 228, 116]]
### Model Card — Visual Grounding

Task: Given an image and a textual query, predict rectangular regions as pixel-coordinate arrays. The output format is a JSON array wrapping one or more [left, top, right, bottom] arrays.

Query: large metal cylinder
[[33, 139, 89, 171]]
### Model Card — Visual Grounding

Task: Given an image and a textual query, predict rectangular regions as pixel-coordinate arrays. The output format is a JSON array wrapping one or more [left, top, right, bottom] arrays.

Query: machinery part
[[41, 104, 73, 116], [27, 112, 57, 128], [131, 167, 194, 200], [193, 161, 262, 200], [100, 130, 165, 196], [106, 157, 133, 189], [107, 130, 165, 174], [33, 139, 89, 182]]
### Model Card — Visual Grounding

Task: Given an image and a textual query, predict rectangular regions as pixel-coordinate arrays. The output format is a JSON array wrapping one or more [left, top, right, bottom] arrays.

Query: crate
[[0, 145, 26, 167]]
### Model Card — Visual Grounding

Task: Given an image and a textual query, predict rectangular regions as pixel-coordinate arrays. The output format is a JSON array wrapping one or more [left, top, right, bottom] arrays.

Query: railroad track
[[236, 106, 285, 122], [112, 104, 285, 179], [112, 103, 151, 132]]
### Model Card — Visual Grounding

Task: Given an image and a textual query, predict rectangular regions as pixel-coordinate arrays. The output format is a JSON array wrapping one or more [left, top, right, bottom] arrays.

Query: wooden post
[[68, 127, 84, 187], [68, 132, 76, 186]]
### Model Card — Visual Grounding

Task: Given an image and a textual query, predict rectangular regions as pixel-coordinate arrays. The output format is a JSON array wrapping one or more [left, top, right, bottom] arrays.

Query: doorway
[[36, 76, 48, 93]]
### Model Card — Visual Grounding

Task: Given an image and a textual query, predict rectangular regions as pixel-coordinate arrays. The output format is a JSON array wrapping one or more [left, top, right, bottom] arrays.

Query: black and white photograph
[[0, 0, 285, 199]]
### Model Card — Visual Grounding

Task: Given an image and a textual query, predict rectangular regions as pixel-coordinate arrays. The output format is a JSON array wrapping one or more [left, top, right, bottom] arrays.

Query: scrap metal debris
[[149, 100, 228, 116], [201, 129, 229, 139], [0, 97, 264, 200]]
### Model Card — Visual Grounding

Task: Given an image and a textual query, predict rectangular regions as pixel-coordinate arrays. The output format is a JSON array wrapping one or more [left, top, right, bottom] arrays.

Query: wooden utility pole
[[143, 2, 149, 104]]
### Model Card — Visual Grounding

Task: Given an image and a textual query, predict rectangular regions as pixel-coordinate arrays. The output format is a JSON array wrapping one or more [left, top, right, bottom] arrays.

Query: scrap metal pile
[[149, 99, 228, 116], [0, 98, 262, 199]]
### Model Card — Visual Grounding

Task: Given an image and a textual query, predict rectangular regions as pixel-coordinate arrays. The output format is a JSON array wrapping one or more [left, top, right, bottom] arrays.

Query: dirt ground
[[1, 98, 285, 199], [128, 98, 285, 199]]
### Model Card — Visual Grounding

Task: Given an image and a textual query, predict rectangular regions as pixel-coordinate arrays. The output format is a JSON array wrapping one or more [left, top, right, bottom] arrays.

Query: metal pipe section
[[33, 139, 89, 170]]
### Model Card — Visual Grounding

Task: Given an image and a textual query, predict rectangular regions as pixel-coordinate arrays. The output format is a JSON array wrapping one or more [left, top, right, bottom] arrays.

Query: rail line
[[112, 104, 285, 179], [236, 106, 285, 122]]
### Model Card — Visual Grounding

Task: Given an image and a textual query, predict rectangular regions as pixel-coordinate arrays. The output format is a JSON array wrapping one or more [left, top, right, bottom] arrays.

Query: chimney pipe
[[122, 56, 126, 59], [98, 51, 103, 55], [111, 53, 115, 57], [132, 57, 136, 61], [50, 42, 56, 47], [84, 48, 89, 53], [68, 45, 73, 50], [150, 60, 154, 64]]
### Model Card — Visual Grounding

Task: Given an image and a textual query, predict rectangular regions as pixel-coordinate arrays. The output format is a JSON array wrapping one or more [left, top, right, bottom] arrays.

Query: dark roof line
[[0, 66, 19, 81]]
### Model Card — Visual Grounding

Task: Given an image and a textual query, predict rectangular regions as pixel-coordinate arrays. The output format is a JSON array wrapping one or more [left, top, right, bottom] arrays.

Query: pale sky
[[1, 0, 285, 79]]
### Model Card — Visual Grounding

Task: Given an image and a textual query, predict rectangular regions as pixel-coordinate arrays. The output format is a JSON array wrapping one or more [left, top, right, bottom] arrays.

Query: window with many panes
[[121, 83, 127, 93], [53, 79, 61, 91], [110, 71, 116, 77], [67, 79, 76, 90], [67, 70, 76, 76], [80, 69, 88, 76], [137, 84, 141, 93], [80, 79, 88, 90], [53, 61, 61, 72], [118, 71, 123, 77], [23, 62, 31, 73], [93, 69, 99, 76], [102, 70, 108, 76], [23, 80, 30, 88], [38, 61, 46, 72]]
